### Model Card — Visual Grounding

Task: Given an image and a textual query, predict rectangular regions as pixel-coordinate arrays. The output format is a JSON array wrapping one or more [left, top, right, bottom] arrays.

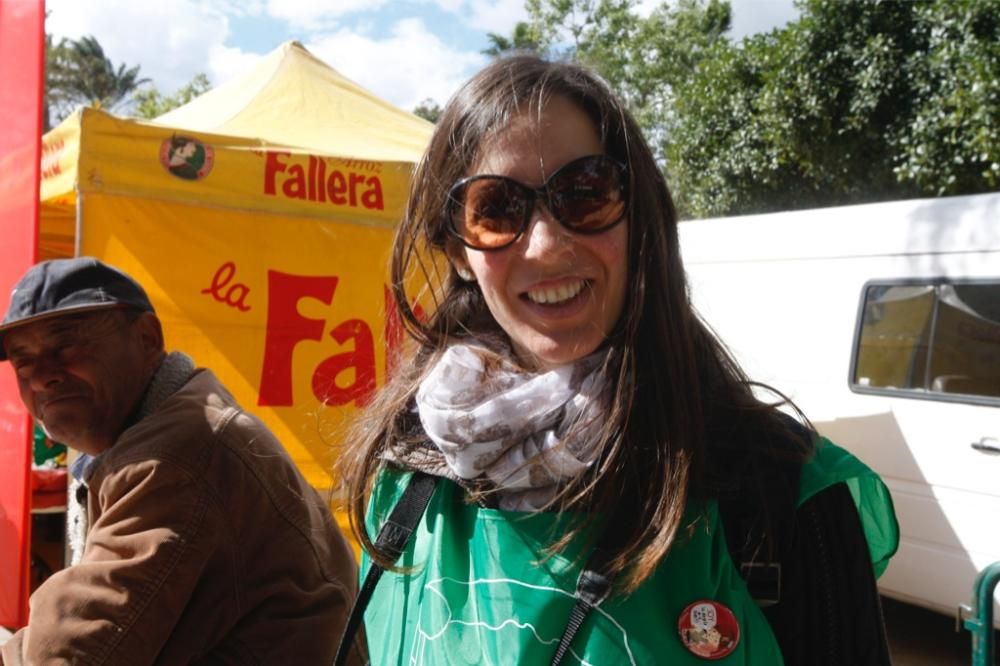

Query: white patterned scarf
[[397, 344, 608, 512]]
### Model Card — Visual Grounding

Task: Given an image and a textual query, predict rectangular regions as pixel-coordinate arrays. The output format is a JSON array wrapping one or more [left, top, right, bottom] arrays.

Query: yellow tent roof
[[152, 41, 433, 162], [30, 42, 432, 493], [38, 40, 434, 258]]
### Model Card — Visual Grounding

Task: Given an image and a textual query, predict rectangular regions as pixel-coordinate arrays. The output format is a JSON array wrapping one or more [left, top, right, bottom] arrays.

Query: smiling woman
[[336, 55, 898, 666], [446, 95, 628, 370]]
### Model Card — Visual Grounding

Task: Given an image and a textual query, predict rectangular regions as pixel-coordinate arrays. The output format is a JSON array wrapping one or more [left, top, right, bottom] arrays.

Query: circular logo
[[678, 600, 740, 660], [159, 136, 214, 181]]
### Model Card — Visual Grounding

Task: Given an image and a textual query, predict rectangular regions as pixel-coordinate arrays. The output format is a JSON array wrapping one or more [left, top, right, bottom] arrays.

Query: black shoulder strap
[[333, 472, 438, 666], [764, 481, 892, 665], [550, 532, 617, 666], [718, 419, 807, 607]]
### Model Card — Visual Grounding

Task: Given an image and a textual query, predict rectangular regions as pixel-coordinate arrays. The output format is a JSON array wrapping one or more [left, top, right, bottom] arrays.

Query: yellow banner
[[39, 110, 81, 206], [66, 109, 413, 227], [80, 193, 403, 490]]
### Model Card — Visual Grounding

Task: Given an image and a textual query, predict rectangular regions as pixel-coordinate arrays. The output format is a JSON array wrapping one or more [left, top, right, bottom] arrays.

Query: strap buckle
[[740, 561, 782, 607]]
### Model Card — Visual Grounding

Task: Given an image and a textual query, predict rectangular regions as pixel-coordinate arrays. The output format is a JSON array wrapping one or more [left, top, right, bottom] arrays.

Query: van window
[[851, 280, 1000, 403]]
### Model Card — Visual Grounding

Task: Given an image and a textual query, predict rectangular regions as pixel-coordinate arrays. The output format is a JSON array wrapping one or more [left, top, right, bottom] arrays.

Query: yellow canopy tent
[[37, 41, 433, 492]]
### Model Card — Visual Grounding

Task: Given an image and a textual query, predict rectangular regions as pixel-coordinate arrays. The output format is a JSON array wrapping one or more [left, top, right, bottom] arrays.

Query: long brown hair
[[341, 55, 809, 593]]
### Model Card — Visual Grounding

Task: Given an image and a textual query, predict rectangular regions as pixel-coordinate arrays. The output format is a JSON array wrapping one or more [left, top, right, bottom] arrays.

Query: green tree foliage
[[43, 31, 63, 131], [492, 0, 998, 218], [897, 0, 1000, 195], [413, 98, 443, 123], [133, 74, 212, 119], [45, 35, 149, 124], [490, 0, 731, 163], [483, 21, 545, 57], [669, 8, 923, 216], [670, 0, 1000, 217]]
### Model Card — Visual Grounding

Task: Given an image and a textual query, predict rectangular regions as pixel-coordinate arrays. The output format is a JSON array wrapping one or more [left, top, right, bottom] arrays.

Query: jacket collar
[[71, 351, 196, 483]]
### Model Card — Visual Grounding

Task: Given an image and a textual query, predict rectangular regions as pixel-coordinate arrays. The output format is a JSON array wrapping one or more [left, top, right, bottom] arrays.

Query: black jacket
[[765, 481, 893, 665], [715, 414, 892, 665]]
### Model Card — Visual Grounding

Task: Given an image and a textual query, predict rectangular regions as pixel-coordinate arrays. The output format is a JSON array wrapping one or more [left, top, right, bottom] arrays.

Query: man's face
[[3, 310, 161, 455]]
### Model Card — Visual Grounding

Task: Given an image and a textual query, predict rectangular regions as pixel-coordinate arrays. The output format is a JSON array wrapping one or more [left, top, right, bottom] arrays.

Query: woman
[[338, 56, 898, 665]]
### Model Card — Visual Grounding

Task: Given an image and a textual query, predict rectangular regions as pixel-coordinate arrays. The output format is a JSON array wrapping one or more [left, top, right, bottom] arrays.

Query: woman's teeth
[[526, 279, 585, 305]]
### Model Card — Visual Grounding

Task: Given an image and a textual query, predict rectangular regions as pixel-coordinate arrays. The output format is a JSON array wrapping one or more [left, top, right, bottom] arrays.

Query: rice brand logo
[[263, 152, 385, 210], [160, 136, 214, 180], [257, 270, 422, 408], [202, 262, 251, 312]]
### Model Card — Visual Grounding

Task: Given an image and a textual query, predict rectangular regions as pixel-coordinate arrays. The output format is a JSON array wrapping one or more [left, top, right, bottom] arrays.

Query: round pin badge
[[677, 600, 740, 660]]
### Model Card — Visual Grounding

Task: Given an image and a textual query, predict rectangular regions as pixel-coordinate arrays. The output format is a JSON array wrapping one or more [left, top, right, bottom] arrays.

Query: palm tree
[[482, 22, 544, 58], [46, 34, 149, 125]]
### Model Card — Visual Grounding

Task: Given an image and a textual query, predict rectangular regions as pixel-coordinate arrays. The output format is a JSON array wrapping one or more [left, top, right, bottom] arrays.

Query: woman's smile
[[523, 278, 587, 305]]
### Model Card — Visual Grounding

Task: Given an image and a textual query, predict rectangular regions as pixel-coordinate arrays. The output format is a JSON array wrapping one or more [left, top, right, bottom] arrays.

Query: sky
[[45, 0, 800, 113]]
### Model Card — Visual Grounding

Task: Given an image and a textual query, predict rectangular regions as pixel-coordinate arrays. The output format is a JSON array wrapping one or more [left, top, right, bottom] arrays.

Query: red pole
[[0, 0, 44, 629]]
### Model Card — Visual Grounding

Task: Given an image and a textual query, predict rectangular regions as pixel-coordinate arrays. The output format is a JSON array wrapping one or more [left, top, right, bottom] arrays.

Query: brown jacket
[[2, 369, 361, 665]]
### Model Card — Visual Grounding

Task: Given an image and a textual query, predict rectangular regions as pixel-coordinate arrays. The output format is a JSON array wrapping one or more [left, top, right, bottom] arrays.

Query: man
[[0, 258, 362, 665]]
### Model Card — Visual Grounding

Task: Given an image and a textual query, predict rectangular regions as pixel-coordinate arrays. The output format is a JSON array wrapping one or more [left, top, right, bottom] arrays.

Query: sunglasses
[[446, 154, 628, 251]]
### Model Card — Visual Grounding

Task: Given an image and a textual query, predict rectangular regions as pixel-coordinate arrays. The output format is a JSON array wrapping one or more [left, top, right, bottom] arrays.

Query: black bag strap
[[333, 472, 438, 666], [718, 418, 807, 607], [550, 533, 617, 666]]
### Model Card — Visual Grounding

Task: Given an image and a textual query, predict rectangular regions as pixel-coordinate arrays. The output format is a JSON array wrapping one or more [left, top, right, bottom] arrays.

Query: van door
[[844, 278, 1000, 619]]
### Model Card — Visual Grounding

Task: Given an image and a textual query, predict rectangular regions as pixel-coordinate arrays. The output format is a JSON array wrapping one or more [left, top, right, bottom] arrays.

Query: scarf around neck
[[398, 344, 608, 512]]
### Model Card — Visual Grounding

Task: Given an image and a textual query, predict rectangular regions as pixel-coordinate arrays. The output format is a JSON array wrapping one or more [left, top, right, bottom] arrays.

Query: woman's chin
[[511, 336, 603, 371]]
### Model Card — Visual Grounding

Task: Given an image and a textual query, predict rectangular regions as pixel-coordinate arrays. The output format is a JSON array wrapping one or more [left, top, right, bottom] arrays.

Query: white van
[[679, 192, 1000, 626]]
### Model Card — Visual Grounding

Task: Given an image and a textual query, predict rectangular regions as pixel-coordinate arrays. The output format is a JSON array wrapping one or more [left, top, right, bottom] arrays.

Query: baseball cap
[[0, 257, 155, 360]]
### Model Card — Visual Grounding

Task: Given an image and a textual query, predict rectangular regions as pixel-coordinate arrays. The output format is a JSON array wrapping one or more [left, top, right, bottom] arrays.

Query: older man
[[0, 258, 362, 665]]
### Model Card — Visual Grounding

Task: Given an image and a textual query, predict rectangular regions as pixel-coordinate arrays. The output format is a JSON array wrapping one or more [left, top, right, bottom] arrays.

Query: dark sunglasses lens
[[548, 157, 625, 231], [454, 178, 529, 249]]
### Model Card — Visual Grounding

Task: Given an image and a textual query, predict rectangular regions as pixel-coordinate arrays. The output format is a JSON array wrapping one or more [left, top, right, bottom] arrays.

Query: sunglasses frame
[[445, 153, 629, 251]]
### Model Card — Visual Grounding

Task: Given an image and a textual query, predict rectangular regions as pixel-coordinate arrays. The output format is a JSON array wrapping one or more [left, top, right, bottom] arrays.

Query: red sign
[[0, 0, 44, 629], [257, 271, 421, 408], [264, 151, 385, 211]]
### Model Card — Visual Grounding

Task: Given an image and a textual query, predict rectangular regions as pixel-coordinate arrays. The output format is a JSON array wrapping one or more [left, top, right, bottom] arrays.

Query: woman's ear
[[445, 242, 475, 282]]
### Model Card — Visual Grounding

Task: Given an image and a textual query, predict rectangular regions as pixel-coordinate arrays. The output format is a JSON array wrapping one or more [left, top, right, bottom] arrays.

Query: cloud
[[41, 0, 796, 123], [420, 0, 527, 34], [463, 0, 529, 33], [427, 0, 465, 13], [207, 44, 267, 88], [305, 18, 486, 111], [46, 0, 231, 94], [43, 0, 488, 113], [265, 0, 389, 31], [204, 0, 266, 17]]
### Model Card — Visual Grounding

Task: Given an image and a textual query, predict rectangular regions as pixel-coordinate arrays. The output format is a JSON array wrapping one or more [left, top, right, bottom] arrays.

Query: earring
[[455, 266, 475, 282]]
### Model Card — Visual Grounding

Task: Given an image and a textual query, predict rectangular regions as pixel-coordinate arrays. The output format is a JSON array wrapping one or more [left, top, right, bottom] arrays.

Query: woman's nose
[[521, 201, 573, 256]]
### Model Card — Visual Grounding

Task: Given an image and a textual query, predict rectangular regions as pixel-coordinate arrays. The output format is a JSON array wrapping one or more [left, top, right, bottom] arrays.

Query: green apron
[[362, 437, 898, 664]]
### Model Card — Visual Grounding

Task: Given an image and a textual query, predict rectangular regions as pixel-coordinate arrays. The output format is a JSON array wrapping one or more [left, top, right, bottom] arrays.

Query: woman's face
[[451, 95, 628, 370]]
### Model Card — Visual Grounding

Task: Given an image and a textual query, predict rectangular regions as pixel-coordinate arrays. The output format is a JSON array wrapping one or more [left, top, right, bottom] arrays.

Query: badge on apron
[[678, 600, 740, 659]]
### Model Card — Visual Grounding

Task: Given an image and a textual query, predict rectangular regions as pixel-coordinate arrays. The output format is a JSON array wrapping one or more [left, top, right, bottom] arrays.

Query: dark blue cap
[[0, 257, 154, 360]]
